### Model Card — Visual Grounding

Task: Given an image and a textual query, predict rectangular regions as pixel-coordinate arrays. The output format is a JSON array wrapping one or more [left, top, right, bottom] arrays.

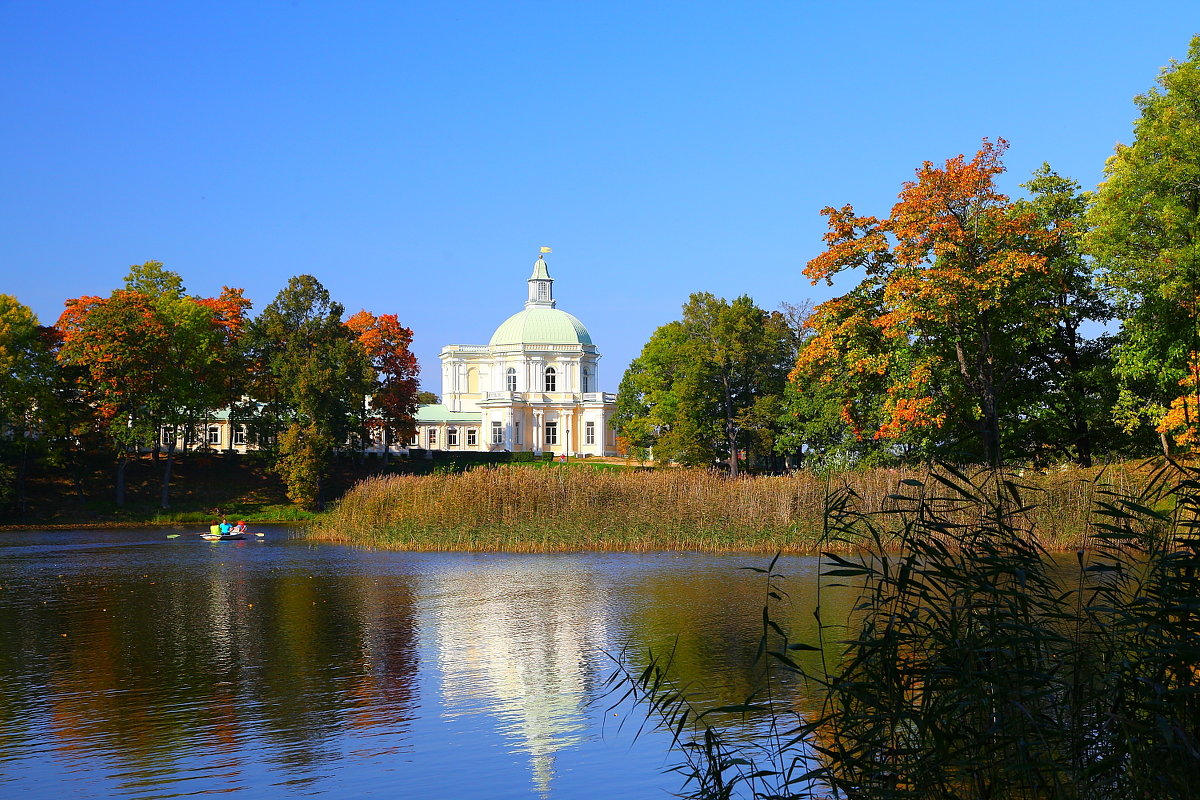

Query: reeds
[[311, 462, 1148, 552], [610, 461, 1200, 799]]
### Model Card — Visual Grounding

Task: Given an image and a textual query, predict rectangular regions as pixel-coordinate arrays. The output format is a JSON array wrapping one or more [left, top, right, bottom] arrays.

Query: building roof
[[528, 256, 551, 281], [488, 307, 593, 347], [414, 404, 482, 424]]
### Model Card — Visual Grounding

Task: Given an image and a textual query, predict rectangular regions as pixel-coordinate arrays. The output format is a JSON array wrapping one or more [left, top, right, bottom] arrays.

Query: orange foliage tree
[[56, 263, 250, 507], [344, 310, 420, 451], [794, 140, 1061, 464]]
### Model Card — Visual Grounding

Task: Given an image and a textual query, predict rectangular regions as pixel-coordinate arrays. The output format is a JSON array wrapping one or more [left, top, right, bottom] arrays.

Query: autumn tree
[[56, 262, 249, 507], [614, 293, 794, 475], [795, 139, 1069, 466], [344, 310, 420, 457], [245, 275, 373, 508], [1087, 35, 1200, 453]]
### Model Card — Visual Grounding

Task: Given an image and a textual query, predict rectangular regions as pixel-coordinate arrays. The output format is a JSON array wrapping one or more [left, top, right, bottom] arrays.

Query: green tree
[[246, 275, 373, 508], [614, 293, 793, 476], [0, 295, 59, 511], [1087, 35, 1200, 453], [1009, 166, 1118, 466]]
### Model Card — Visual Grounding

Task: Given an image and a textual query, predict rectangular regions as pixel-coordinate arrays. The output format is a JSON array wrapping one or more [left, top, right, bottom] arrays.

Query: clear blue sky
[[2, 1, 1197, 393]]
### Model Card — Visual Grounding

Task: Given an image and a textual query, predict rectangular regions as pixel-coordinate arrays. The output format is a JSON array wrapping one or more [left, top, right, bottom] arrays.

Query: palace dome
[[488, 307, 593, 347]]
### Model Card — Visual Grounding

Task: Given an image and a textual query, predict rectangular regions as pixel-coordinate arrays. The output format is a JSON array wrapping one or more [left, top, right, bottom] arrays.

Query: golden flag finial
[[539, 246, 552, 254]]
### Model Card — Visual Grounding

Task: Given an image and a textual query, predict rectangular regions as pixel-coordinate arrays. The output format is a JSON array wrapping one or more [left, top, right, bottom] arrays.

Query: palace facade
[[411, 253, 618, 456]]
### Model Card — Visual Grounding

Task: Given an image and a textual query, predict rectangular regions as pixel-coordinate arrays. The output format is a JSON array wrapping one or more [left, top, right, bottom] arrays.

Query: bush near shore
[[313, 461, 1150, 552]]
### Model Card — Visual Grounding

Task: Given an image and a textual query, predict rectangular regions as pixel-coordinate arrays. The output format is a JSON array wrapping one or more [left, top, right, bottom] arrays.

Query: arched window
[[506, 367, 517, 392], [544, 366, 556, 392], [581, 368, 591, 394]]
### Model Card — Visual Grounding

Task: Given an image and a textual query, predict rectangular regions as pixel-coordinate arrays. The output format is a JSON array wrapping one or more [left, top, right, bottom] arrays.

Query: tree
[[56, 262, 249, 507], [0, 295, 59, 511], [614, 293, 794, 476], [246, 276, 373, 508], [1009, 166, 1118, 466], [57, 289, 170, 505], [1087, 36, 1200, 453], [344, 310, 420, 458], [796, 140, 1064, 465]]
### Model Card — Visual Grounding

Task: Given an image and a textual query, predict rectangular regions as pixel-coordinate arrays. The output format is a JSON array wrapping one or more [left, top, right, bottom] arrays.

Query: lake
[[0, 528, 837, 799]]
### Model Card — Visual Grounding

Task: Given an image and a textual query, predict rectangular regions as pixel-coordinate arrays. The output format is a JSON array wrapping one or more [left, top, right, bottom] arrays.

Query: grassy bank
[[311, 461, 1151, 552]]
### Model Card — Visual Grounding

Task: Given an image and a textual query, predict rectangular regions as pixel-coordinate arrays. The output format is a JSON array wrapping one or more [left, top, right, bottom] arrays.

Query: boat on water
[[201, 532, 247, 541]]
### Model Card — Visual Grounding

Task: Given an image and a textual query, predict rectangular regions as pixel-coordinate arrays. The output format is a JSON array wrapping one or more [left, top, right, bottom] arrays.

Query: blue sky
[[2, 1, 1197, 393]]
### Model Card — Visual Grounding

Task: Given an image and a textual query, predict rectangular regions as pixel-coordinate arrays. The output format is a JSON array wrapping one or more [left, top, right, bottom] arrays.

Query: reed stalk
[[609, 461, 1200, 799]]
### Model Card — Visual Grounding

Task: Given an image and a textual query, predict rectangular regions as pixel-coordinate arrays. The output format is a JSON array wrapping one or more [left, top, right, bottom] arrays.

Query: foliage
[[614, 293, 794, 475], [55, 263, 249, 507], [795, 141, 1079, 465], [344, 310, 420, 448], [613, 463, 1200, 799], [1087, 35, 1200, 451], [275, 421, 331, 507], [245, 275, 374, 507], [1006, 166, 1120, 466]]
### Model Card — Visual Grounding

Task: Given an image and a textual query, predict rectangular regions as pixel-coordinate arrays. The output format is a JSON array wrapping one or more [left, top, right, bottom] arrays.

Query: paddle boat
[[201, 532, 248, 541]]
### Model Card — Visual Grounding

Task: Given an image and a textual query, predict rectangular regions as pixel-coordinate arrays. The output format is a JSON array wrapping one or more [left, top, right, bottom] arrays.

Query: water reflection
[[0, 532, 841, 798], [431, 557, 611, 797]]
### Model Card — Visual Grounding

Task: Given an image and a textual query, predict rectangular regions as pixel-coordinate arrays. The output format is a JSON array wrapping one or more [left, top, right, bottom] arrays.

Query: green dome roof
[[489, 308, 593, 347]]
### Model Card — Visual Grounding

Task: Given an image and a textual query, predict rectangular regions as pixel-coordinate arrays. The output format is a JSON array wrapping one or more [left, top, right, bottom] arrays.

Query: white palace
[[410, 252, 618, 457]]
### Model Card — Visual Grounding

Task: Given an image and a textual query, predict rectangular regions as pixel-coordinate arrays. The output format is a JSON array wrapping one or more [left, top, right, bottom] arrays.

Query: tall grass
[[312, 462, 1147, 552], [611, 462, 1200, 799]]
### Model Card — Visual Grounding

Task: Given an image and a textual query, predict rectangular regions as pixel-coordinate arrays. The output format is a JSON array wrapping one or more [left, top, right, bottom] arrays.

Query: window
[[545, 421, 558, 446], [537, 282, 549, 301], [410, 432, 420, 446], [514, 421, 521, 445], [467, 428, 477, 446], [207, 425, 221, 446], [491, 421, 504, 445], [506, 367, 517, 392], [160, 427, 174, 446], [429, 429, 438, 447], [234, 425, 247, 446], [544, 366, 556, 392], [585, 421, 595, 445], [582, 368, 591, 394], [447, 428, 458, 446]]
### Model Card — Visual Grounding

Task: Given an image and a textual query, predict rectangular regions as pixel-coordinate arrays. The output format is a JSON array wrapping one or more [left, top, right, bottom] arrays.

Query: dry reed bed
[[311, 463, 1149, 552]]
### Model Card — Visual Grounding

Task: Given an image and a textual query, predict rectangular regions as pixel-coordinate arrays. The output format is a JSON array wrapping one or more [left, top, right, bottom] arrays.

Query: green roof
[[529, 256, 551, 281], [414, 404, 482, 424], [488, 308, 593, 347]]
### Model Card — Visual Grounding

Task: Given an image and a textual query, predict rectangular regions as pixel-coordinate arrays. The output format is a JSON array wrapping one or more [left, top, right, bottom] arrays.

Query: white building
[[412, 253, 618, 456]]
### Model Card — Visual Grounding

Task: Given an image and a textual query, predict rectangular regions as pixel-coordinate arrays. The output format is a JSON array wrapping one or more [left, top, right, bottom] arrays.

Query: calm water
[[0, 528, 833, 798]]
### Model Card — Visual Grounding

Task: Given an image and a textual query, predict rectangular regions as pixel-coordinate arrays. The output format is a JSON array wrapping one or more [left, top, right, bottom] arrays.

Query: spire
[[525, 248, 555, 309]]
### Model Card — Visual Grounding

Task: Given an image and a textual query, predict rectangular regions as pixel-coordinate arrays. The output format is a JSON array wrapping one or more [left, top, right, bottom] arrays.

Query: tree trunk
[[1161, 430, 1172, 459], [15, 437, 29, 519], [115, 452, 128, 507], [160, 437, 177, 509], [1072, 412, 1093, 468]]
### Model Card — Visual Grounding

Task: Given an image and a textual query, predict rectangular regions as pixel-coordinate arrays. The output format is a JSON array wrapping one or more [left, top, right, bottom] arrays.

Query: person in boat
[[209, 520, 221, 536], [234, 520, 247, 534], [219, 518, 232, 535]]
